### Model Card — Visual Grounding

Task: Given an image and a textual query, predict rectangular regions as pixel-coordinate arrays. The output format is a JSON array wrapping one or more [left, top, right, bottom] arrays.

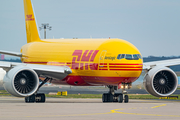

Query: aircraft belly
[[82, 76, 139, 86]]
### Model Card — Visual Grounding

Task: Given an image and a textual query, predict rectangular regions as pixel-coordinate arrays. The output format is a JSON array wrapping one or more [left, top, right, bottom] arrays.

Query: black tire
[[25, 94, 35, 103], [108, 94, 113, 102], [25, 97, 28, 103], [102, 93, 114, 102], [102, 93, 107, 102], [124, 95, 129, 103], [41, 94, 45, 102], [118, 94, 123, 103], [36, 93, 46, 103]]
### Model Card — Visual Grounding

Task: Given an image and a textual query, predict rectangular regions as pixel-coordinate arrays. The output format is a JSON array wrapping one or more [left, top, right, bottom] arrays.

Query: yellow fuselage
[[20, 38, 143, 86]]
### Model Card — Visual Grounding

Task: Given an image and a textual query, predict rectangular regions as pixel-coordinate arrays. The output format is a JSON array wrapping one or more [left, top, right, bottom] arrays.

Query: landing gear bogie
[[25, 93, 46, 103], [25, 77, 51, 103]]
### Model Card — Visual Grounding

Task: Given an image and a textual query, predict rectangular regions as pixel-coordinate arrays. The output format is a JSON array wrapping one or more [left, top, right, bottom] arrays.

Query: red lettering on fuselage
[[81, 50, 94, 61], [72, 50, 82, 69], [72, 50, 99, 70], [90, 50, 99, 62], [72, 50, 82, 61]]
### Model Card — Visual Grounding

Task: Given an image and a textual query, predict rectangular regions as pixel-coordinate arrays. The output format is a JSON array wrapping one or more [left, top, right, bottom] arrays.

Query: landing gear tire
[[118, 94, 123, 103], [102, 93, 113, 102], [102, 93, 107, 102], [124, 95, 129, 103], [35, 93, 46, 103], [25, 94, 35, 103]]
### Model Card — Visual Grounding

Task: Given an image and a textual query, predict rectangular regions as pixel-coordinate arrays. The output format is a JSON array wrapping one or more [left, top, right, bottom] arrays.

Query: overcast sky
[[0, 0, 180, 57]]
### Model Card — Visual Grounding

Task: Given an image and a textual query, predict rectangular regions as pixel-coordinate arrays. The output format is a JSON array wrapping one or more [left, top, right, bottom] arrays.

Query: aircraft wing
[[143, 58, 180, 70], [0, 50, 23, 57], [0, 61, 72, 80]]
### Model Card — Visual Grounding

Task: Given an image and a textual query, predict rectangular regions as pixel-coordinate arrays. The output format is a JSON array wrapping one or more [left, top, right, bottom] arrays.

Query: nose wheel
[[117, 94, 123, 103], [124, 95, 129, 103]]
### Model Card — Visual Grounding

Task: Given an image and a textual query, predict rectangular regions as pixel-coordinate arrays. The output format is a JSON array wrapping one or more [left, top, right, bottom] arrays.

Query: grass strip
[[0, 90, 11, 96], [0, 90, 8, 94]]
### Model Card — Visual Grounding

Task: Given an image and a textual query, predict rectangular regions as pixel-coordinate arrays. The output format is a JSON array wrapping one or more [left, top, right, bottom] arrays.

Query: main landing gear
[[25, 77, 52, 103], [102, 85, 129, 103]]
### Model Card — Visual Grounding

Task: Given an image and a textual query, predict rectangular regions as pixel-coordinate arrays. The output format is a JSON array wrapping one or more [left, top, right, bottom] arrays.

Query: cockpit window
[[125, 54, 133, 60], [137, 54, 142, 59], [117, 54, 142, 60], [117, 54, 121, 59], [133, 54, 139, 60], [117, 54, 125, 59], [121, 54, 125, 59]]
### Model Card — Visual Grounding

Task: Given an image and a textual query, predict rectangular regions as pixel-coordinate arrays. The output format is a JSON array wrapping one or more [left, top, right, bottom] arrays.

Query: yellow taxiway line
[[2, 103, 180, 118]]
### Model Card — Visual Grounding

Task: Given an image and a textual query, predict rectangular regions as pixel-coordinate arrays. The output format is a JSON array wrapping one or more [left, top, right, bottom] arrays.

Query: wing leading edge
[[143, 58, 180, 70], [0, 50, 22, 57]]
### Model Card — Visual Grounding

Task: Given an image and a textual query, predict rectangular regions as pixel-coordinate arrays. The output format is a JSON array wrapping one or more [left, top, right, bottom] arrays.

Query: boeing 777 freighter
[[0, 0, 180, 103]]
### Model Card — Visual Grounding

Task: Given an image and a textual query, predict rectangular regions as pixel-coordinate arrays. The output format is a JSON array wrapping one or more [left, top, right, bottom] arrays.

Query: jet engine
[[0, 68, 6, 86], [143, 67, 178, 97], [3, 65, 39, 97]]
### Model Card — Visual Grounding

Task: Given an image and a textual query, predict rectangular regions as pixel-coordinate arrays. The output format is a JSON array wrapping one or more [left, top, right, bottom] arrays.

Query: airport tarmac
[[0, 97, 180, 120]]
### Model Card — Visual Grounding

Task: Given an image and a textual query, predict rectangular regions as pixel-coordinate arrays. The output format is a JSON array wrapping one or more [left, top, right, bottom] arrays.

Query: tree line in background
[[1, 56, 180, 71]]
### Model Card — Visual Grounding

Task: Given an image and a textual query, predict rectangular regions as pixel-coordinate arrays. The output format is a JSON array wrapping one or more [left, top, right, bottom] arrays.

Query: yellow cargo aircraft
[[0, 0, 180, 103]]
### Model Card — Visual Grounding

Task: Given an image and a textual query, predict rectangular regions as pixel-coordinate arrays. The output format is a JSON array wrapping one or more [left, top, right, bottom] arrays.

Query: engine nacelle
[[0, 68, 6, 86], [143, 67, 178, 97], [3, 65, 39, 97]]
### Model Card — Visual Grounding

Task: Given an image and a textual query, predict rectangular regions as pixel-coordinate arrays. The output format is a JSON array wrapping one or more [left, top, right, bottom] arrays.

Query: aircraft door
[[99, 50, 107, 67]]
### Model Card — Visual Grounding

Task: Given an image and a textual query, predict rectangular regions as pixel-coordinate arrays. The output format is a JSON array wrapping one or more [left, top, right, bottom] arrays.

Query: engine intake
[[3, 65, 39, 97], [143, 67, 178, 97]]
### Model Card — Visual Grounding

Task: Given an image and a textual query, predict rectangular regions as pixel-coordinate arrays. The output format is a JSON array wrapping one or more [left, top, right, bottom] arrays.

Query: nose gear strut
[[102, 85, 129, 103]]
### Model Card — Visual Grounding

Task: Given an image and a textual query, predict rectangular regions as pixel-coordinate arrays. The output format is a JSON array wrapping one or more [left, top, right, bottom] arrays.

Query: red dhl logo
[[72, 50, 99, 70], [25, 14, 34, 21]]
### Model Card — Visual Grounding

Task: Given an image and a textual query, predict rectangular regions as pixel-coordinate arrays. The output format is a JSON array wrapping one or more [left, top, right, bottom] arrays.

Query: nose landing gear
[[102, 85, 129, 103]]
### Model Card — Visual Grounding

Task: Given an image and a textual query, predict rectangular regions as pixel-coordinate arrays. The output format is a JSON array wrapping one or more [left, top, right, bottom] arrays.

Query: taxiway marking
[[151, 104, 166, 108], [2, 103, 180, 118]]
